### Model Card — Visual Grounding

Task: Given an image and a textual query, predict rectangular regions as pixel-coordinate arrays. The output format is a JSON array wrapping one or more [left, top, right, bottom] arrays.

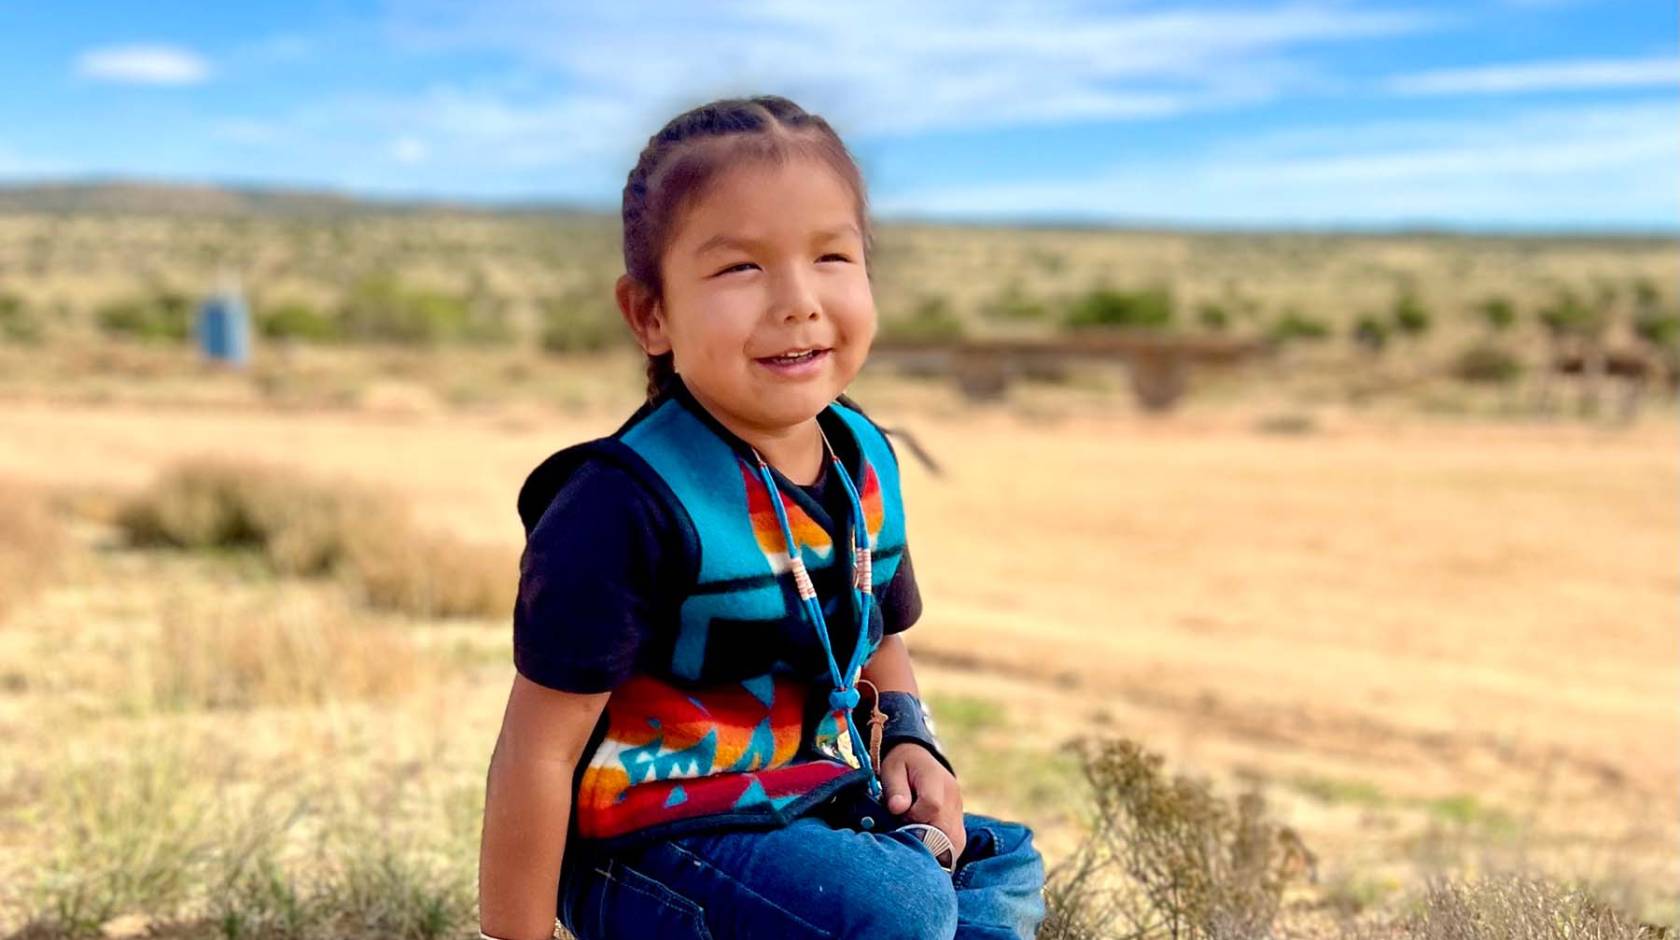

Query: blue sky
[[0, 1, 1674, 230]]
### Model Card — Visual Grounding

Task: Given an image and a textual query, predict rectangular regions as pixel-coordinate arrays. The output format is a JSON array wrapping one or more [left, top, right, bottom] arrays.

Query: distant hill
[[0, 179, 1669, 242], [0, 179, 610, 219]]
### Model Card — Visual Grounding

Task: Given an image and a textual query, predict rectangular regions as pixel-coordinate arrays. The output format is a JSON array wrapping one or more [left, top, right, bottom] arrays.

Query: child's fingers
[[881, 755, 913, 814], [904, 762, 966, 862]]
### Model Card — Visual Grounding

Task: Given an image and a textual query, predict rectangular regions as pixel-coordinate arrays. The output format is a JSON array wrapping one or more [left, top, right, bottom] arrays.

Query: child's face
[[645, 157, 876, 436]]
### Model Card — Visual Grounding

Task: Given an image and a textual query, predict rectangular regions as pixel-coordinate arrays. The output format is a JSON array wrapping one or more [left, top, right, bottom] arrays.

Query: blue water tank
[[197, 288, 251, 367]]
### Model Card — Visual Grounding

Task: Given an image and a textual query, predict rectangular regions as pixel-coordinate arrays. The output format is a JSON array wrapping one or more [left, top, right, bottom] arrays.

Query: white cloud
[[74, 44, 211, 86], [380, 0, 1440, 138], [873, 100, 1680, 229], [195, 0, 1446, 196], [390, 136, 429, 164], [1387, 56, 1680, 96]]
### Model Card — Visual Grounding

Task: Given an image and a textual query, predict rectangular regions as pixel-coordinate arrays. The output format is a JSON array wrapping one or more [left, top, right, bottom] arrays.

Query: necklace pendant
[[853, 547, 872, 593]]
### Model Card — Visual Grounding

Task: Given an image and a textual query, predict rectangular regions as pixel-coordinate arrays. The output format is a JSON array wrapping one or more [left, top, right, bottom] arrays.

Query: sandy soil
[[1, 385, 1674, 915]]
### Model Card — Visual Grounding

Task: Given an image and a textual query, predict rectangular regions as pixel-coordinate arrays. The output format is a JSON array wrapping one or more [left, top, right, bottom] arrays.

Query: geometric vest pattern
[[517, 375, 908, 849]]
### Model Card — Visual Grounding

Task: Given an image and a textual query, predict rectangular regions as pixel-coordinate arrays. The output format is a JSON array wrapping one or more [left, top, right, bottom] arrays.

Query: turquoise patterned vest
[[517, 374, 908, 848]]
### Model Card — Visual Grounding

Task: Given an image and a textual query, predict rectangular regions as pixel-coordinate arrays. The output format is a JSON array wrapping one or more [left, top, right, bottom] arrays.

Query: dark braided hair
[[619, 95, 876, 400]]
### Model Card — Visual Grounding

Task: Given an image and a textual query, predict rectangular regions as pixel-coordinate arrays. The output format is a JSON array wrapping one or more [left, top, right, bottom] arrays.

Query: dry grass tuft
[[1392, 875, 1671, 940], [0, 481, 66, 623], [16, 737, 475, 940], [343, 526, 513, 621], [115, 457, 514, 618], [1040, 736, 1314, 940], [140, 591, 427, 711]]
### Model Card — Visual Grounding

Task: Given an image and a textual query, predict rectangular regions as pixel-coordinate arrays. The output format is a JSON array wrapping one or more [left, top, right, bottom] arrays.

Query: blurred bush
[[0, 290, 44, 343], [882, 294, 967, 343], [116, 458, 515, 618], [980, 281, 1050, 323], [338, 273, 484, 346], [1064, 284, 1175, 331], [1196, 301, 1231, 332], [1391, 290, 1432, 342], [538, 290, 624, 354], [1266, 308, 1331, 346], [1450, 343, 1523, 384], [95, 288, 193, 341], [257, 299, 341, 342], [1351, 313, 1391, 354]]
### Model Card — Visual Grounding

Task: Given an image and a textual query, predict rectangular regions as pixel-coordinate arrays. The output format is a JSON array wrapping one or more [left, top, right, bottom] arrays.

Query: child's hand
[[879, 743, 965, 862]]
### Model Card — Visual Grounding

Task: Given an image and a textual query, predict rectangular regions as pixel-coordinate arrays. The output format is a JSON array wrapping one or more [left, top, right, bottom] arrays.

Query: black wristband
[[855, 691, 957, 779]]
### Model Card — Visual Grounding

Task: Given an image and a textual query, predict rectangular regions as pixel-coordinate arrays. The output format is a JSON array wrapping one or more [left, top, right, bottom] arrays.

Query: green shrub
[[1064, 284, 1174, 331], [538, 292, 623, 354], [338, 274, 471, 345], [1451, 343, 1523, 384], [95, 289, 193, 341], [981, 282, 1049, 322], [258, 300, 340, 342], [1392, 290, 1432, 339], [1196, 302, 1230, 332], [1634, 310, 1679, 350], [1476, 296, 1516, 333], [882, 295, 966, 342], [1630, 276, 1662, 309], [1352, 313, 1390, 354], [1538, 288, 1605, 340], [1266, 308, 1330, 345], [0, 290, 43, 343]]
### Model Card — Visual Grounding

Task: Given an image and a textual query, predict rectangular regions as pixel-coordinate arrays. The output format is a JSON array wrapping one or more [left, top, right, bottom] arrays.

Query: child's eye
[[819, 253, 850, 263], [714, 261, 759, 277]]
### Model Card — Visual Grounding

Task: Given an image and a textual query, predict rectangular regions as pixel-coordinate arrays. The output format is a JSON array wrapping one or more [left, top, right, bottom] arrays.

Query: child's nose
[[771, 271, 822, 322]]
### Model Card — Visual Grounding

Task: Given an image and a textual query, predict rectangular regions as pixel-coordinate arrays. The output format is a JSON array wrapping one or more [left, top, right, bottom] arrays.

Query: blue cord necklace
[[749, 420, 884, 801]]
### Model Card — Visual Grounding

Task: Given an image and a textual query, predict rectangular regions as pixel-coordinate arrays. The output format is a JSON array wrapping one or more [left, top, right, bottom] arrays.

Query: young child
[[478, 95, 1047, 940]]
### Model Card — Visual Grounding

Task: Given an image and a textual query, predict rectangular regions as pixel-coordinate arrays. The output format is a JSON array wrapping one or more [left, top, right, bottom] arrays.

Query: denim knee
[[854, 840, 960, 940]]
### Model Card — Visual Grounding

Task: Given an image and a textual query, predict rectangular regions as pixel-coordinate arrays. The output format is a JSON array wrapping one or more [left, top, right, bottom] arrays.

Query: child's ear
[[615, 274, 672, 356]]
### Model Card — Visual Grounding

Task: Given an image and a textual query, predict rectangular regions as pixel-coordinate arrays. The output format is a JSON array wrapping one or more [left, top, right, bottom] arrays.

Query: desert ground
[[1, 341, 1673, 936]]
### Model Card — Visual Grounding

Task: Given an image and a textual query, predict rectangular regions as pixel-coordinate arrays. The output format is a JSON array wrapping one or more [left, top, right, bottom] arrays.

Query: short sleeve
[[513, 460, 669, 693], [873, 424, 922, 635], [879, 543, 923, 635]]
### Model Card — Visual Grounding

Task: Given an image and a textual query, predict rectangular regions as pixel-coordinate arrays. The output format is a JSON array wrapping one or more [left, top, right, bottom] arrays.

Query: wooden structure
[[871, 331, 1262, 411]]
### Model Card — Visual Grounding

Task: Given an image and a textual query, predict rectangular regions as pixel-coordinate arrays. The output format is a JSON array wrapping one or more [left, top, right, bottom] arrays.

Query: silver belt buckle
[[896, 822, 956, 873]]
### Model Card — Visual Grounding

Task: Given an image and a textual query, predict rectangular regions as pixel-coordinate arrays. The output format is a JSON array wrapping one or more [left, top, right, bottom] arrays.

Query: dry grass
[[13, 734, 476, 940], [1388, 875, 1670, 940], [0, 482, 65, 623], [140, 590, 426, 711], [115, 457, 515, 619], [1040, 737, 1313, 940], [0, 341, 1673, 935], [1039, 738, 1666, 940]]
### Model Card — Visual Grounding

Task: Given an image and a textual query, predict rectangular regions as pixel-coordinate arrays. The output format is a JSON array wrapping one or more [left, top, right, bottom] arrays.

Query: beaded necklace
[[749, 420, 887, 802]]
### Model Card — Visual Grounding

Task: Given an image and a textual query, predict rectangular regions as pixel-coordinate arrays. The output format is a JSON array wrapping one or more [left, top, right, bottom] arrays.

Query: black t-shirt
[[513, 440, 923, 695]]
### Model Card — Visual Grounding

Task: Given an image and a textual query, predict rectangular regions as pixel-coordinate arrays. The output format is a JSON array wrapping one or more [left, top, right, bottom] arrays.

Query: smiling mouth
[[753, 347, 832, 376], [756, 347, 830, 365]]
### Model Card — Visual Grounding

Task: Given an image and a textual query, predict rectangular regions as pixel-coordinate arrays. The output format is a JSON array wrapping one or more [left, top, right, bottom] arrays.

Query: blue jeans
[[558, 811, 1047, 939]]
